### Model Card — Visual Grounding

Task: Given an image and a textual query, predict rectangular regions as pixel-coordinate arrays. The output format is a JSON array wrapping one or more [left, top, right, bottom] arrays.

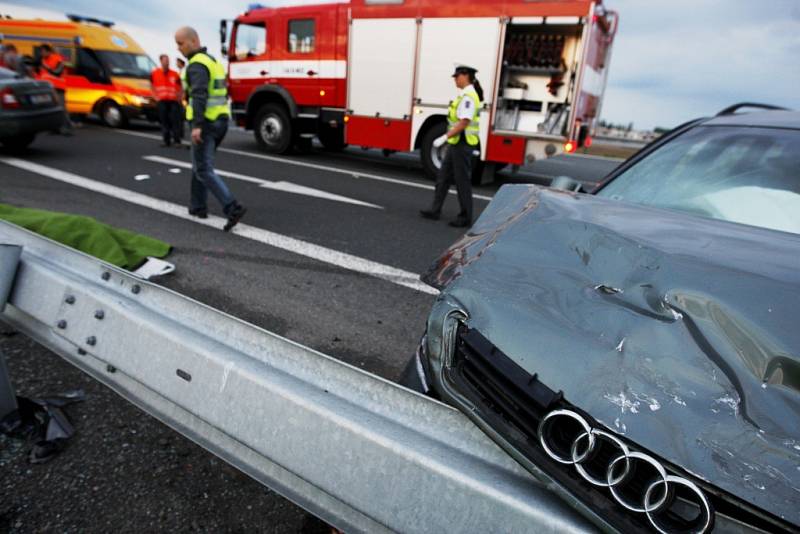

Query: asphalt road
[[0, 123, 615, 532]]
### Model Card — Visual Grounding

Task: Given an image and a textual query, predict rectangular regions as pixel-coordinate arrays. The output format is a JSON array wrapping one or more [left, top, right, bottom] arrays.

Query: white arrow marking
[[143, 155, 382, 210]]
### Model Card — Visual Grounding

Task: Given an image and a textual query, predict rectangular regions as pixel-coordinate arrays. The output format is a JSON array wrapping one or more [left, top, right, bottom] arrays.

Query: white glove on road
[[432, 134, 448, 148]]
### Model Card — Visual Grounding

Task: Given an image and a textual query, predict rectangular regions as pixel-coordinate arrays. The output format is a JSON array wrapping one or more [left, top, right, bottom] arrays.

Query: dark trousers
[[174, 104, 185, 142], [157, 100, 183, 144], [190, 117, 236, 214], [55, 89, 74, 133], [430, 139, 475, 222]]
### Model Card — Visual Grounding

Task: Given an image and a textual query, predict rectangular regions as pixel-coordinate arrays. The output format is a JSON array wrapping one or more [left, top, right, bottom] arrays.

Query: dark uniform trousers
[[430, 138, 475, 222], [157, 100, 183, 145]]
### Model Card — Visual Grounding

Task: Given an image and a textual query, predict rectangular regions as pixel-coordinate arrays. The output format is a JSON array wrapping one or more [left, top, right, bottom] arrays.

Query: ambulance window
[[288, 19, 315, 53], [55, 46, 75, 67], [235, 22, 267, 60]]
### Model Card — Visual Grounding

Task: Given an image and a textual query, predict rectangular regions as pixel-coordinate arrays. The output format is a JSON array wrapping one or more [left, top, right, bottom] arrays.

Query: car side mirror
[[550, 175, 585, 193]]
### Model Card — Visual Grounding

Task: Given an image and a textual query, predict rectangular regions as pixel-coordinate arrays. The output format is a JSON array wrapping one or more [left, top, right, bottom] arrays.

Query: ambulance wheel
[[254, 103, 292, 154], [420, 121, 448, 181], [101, 101, 127, 128]]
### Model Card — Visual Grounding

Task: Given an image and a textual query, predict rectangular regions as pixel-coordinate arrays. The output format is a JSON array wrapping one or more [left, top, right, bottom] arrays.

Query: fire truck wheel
[[100, 100, 127, 128], [420, 121, 448, 181], [254, 104, 293, 154]]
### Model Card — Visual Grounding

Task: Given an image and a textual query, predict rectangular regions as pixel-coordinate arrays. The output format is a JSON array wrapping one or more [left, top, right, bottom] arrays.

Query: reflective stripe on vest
[[183, 52, 229, 121], [447, 90, 481, 146], [151, 68, 180, 101]]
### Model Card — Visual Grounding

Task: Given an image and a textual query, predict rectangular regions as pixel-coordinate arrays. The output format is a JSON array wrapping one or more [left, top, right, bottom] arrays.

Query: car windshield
[[596, 125, 800, 235], [94, 51, 155, 78]]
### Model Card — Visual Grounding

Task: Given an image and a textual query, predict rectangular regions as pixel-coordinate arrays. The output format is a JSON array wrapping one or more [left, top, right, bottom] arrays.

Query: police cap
[[452, 64, 478, 77]]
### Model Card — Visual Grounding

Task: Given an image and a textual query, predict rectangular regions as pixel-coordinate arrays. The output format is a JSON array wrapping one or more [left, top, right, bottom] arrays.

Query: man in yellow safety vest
[[175, 26, 246, 231]]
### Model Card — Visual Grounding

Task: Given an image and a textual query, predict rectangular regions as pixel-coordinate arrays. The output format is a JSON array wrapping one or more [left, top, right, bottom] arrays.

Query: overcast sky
[[2, 0, 798, 130]]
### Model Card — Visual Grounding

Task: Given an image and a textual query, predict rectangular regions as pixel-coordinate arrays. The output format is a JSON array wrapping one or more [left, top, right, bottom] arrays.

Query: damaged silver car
[[404, 104, 800, 533]]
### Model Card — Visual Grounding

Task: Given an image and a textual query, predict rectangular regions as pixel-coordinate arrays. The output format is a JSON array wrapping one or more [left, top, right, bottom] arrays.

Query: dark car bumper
[[0, 108, 63, 138]]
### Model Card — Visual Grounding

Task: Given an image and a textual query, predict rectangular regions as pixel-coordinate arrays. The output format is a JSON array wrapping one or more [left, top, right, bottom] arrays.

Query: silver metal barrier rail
[[0, 220, 593, 534]]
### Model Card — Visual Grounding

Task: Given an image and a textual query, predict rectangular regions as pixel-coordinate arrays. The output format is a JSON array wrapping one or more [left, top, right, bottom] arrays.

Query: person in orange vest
[[39, 43, 73, 135], [151, 54, 184, 147]]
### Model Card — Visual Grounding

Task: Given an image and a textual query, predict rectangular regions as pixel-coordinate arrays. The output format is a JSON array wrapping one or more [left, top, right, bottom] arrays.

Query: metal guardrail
[[0, 220, 592, 534]]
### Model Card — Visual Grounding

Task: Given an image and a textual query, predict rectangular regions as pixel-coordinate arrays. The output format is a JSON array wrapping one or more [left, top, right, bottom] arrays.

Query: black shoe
[[160, 142, 171, 148], [419, 209, 440, 220], [172, 142, 185, 149], [223, 204, 247, 232], [448, 218, 470, 228], [188, 208, 208, 219]]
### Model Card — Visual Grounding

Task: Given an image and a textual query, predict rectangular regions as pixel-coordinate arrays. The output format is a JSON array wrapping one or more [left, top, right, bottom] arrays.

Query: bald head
[[175, 26, 201, 58]]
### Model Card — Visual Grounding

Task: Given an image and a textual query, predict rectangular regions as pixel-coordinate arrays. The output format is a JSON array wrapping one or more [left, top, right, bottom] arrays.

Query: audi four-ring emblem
[[537, 409, 713, 534]]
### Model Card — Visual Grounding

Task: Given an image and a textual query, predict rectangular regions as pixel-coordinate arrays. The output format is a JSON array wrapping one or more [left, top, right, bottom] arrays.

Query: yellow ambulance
[[0, 14, 157, 127]]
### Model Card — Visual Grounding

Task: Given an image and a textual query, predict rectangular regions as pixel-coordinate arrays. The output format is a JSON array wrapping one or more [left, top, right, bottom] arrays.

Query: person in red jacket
[[39, 43, 73, 135], [151, 54, 184, 147]]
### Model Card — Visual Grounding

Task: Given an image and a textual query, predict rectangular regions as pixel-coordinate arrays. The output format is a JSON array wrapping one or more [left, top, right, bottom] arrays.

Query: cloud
[[603, 0, 800, 128]]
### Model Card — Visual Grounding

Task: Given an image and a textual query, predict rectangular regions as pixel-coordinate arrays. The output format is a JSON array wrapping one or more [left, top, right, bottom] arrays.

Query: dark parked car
[[0, 67, 63, 151], [405, 104, 800, 533]]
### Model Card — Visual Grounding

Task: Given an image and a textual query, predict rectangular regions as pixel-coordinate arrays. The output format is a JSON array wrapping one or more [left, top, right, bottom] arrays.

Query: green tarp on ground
[[0, 204, 172, 270]]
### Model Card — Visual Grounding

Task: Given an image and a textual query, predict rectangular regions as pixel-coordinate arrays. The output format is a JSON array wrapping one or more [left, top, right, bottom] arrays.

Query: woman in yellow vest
[[420, 64, 484, 228]]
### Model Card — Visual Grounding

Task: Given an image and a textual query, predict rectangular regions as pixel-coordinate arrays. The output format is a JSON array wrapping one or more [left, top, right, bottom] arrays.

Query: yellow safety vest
[[447, 89, 481, 146], [182, 52, 229, 121]]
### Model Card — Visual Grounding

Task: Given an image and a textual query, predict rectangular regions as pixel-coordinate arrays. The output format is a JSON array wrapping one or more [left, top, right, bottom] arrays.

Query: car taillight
[[0, 88, 20, 109], [564, 140, 576, 153]]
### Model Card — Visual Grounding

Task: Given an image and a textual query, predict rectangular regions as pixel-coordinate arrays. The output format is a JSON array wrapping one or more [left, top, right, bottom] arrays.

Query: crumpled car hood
[[424, 185, 800, 526]]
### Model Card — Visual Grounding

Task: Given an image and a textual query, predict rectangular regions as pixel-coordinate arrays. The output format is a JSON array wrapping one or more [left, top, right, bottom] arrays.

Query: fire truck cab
[[224, 0, 617, 182]]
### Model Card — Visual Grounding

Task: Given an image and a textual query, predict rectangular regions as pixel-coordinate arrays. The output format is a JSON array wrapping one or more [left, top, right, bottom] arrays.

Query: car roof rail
[[716, 102, 789, 116]]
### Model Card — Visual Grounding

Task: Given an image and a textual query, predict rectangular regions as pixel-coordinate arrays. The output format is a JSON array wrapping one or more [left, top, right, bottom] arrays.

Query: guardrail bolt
[[78, 348, 87, 355], [106, 364, 116, 373], [131, 285, 141, 295], [94, 310, 105, 320], [57, 320, 67, 329], [101, 272, 111, 281], [86, 336, 97, 346], [65, 295, 76, 305]]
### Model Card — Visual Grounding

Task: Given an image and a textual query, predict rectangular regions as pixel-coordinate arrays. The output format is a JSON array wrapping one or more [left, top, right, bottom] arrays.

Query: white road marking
[[134, 174, 150, 181], [116, 129, 494, 201], [0, 157, 439, 295], [143, 155, 383, 210]]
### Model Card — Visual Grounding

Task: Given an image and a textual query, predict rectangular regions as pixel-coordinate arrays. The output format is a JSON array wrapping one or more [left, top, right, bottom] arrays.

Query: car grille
[[444, 325, 792, 534]]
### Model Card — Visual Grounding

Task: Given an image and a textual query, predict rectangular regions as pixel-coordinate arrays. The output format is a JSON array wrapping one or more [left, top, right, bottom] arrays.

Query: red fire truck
[[222, 0, 618, 182]]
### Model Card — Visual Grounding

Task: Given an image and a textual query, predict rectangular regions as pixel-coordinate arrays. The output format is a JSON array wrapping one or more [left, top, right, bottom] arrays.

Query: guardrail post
[[0, 244, 22, 420]]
